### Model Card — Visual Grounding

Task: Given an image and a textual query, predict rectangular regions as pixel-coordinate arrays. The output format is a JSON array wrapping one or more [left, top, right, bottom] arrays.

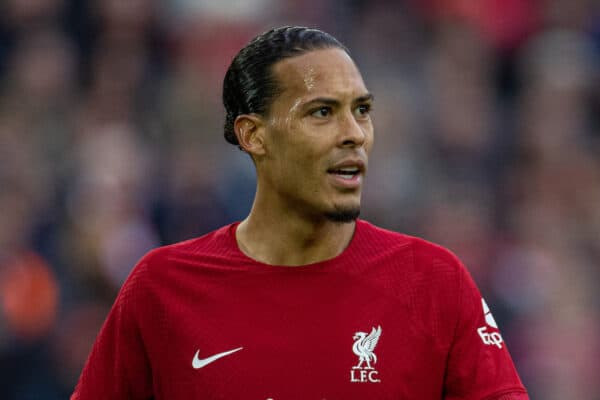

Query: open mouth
[[327, 167, 361, 180]]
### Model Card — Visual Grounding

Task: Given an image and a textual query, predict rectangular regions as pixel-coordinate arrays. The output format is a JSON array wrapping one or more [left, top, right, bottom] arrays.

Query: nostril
[[342, 134, 365, 147]]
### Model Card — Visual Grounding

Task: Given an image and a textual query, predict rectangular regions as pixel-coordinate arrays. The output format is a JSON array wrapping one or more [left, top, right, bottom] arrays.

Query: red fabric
[[72, 220, 528, 399]]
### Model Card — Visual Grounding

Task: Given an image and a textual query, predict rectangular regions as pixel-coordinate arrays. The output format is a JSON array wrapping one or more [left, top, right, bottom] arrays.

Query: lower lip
[[328, 173, 362, 189]]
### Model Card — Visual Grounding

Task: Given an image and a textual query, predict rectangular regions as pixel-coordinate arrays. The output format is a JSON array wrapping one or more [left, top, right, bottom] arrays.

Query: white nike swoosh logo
[[192, 347, 243, 369]]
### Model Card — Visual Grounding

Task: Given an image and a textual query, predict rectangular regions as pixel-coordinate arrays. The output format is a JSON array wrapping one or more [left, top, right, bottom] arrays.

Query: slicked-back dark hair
[[222, 26, 349, 146]]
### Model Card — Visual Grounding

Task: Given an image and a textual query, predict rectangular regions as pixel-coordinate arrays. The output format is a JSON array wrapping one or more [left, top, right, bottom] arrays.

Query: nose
[[338, 110, 369, 148]]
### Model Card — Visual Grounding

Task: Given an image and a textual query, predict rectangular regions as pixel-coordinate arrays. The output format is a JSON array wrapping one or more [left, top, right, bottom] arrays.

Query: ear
[[234, 114, 266, 156]]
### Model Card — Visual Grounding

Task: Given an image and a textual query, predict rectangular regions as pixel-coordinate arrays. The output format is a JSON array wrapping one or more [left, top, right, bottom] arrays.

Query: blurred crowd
[[0, 0, 599, 398]]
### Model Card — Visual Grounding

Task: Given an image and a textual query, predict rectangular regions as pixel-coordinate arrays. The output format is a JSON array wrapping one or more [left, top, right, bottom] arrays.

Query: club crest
[[350, 325, 382, 383]]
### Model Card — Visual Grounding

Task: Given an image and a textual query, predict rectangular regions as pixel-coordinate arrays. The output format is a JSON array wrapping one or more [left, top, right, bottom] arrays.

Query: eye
[[354, 103, 372, 118], [311, 106, 332, 118]]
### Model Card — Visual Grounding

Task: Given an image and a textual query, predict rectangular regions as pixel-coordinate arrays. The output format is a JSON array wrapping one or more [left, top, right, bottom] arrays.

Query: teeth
[[337, 167, 358, 173]]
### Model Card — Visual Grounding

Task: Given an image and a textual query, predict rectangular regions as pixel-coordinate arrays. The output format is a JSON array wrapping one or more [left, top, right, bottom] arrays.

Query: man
[[72, 26, 528, 399]]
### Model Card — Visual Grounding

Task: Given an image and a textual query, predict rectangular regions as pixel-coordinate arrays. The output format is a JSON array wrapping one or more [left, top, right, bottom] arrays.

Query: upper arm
[[71, 263, 154, 400], [442, 260, 528, 400]]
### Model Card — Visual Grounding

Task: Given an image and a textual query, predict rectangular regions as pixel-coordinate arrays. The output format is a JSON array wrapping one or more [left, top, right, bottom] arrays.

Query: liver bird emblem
[[352, 325, 382, 370]]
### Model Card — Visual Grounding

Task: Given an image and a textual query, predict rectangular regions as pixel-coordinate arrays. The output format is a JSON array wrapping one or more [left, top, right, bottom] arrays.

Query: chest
[[143, 269, 453, 399]]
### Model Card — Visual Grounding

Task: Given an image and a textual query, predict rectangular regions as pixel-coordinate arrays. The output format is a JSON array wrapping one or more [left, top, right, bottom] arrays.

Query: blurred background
[[0, 0, 599, 398]]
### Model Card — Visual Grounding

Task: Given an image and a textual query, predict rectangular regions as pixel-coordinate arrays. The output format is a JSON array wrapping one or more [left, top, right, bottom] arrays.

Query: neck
[[236, 200, 356, 267]]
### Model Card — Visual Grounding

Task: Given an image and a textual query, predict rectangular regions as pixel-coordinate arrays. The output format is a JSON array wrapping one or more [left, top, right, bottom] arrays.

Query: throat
[[235, 217, 356, 266]]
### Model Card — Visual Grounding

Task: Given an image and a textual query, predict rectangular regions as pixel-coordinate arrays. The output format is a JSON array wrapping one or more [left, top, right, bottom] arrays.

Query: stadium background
[[0, 0, 599, 398]]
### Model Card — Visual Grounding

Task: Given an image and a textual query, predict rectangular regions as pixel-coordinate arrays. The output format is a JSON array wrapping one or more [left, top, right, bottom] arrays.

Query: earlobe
[[234, 114, 266, 156]]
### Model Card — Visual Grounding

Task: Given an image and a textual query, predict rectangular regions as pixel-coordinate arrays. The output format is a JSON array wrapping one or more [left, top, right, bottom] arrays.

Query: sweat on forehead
[[270, 48, 366, 101]]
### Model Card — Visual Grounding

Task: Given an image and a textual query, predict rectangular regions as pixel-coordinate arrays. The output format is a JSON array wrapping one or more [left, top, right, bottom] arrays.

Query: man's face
[[257, 48, 374, 222]]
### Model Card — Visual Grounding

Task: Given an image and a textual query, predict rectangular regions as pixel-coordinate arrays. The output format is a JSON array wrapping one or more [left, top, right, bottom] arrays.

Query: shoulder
[[123, 223, 238, 285], [355, 220, 471, 296], [357, 221, 478, 347], [356, 219, 464, 270]]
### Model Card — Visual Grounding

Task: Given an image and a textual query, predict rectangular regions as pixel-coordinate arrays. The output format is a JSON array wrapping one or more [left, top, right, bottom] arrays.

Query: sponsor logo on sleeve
[[477, 298, 504, 349]]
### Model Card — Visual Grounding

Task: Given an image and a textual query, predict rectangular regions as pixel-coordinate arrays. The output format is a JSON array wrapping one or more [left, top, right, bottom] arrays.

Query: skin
[[234, 48, 374, 266]]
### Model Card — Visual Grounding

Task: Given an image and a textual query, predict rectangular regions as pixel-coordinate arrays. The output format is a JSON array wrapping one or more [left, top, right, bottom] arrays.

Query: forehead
[[271, 48, 368, 101]]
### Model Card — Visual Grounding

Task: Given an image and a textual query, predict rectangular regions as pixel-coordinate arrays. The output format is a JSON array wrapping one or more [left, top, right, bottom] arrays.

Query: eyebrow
[[355, 94, 374, 103], [303, 93, 374, 108]]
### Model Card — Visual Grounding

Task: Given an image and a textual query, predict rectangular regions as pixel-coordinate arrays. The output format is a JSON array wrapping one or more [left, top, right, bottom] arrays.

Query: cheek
[[267, 133, 311, 180], [265, 120, 330, 183], [271, 122, 317, 160], [276, 146, 323, 191], [364, 124, 375, 152]]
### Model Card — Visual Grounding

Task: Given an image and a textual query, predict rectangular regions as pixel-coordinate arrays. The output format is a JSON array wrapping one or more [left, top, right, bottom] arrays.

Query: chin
[[324, 206, 360, 223]]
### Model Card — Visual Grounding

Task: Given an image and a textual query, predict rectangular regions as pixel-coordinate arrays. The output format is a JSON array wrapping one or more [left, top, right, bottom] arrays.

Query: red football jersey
[[72, 220, 528, 399]]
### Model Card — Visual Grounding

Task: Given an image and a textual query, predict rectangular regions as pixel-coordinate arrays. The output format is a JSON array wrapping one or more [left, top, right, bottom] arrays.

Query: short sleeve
[[443, 262, 528, 400], [71, 262, 153, 400]]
